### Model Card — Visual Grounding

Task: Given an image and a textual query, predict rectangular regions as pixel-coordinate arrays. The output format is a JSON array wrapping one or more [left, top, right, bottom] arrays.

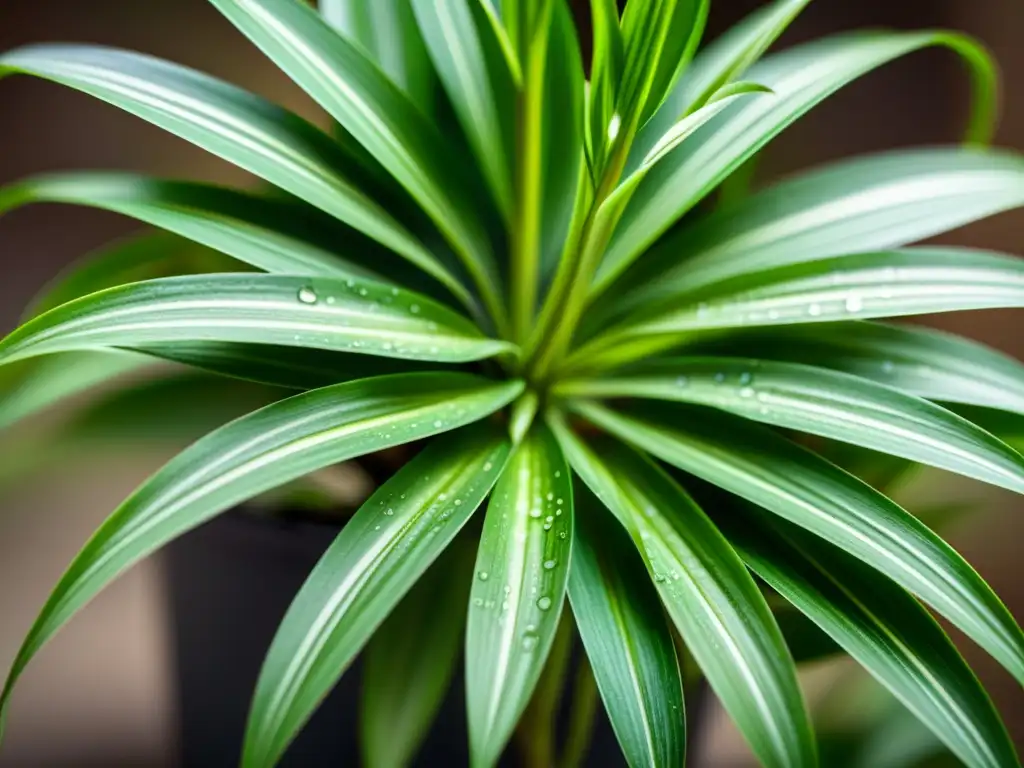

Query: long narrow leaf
[[720, 506, 1020, 768], [245, 424, 511, 767], [638, 0, 707, 125], [558, 357, 1024, 494], [570, 487, 685, 768], [0, 45, 467, 300], [570, 400, 1024, 685], [360, 538, 475, 768], [0, 274, 516, 366], [209, 0, 506, 327], [600, 148, 1024, 324], [548, 418, 815, 768], [0, 373, 522, 733], [683, 322, 1024, 417], [599, 30, 997, 288], [466, 424, 573, 768]]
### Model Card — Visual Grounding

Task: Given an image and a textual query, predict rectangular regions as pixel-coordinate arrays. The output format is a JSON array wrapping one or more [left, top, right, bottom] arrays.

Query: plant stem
[[558, 655, 599, 768]]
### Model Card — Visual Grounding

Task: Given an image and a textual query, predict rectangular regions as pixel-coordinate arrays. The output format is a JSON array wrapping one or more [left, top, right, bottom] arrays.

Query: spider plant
[[1, 0, 1023, 766]]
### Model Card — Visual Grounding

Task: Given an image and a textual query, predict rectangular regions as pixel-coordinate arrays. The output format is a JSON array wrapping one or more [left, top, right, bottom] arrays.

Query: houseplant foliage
[[2, 0, 1024, 765]]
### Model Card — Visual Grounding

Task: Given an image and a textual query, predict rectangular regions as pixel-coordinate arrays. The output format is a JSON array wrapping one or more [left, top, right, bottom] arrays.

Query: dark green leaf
[[466, 424, 573, 768]]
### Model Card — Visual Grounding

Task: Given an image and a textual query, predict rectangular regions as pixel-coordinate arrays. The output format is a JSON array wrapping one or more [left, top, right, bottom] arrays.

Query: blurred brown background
[[0, 0, 1022, 765]]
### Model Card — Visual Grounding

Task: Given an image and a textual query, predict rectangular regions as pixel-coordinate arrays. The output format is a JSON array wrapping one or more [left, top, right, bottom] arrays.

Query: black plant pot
[[162, 511, 623, 767]]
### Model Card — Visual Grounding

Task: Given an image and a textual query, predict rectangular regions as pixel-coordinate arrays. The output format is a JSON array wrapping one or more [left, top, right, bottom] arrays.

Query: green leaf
[[586, 0, 623, 170], [0, 274, 516, 366], [361, 536, 475, 768], [0, 45, 467, 303], [0, 350, 153, 433], [637, 0, 707, 126], [0, 173, 394, 283], [683, 322, 1024, 417], [570, 400, 1024, 685], [599, 30, 998, 289], [569, 486, 685, 768], [558, 357, 1024, 494], [635, 0, 810, 163], [318, 0, 439, 118], [578, 248, 1024, 369], [245, 425, 510, 768], [465, 424, 573, 768], [548, 419, 814, 768], [720, 506, 1020, 768], [600, 148, 1024, 325], [0, 373, 521, 735], [412, 0, 515, 222], [209, 0, 506, 328]]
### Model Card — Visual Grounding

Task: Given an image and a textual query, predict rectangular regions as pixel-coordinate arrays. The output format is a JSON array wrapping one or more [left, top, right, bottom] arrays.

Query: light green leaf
[[466, 424, 573, 768], [0, 173, 390, 283], [361, 537, 476, 768], [549, 420, 814, 768], [0, 350, 153, 433], [0, 274, 516, 366], [571, 400, 1024, 685], [600, 148, 1024, 324], [412, 0, 515, 221], [245, 424, 510, 767], [683, 322, 1024, 417], [578, 248, 1024, 369], [209, 0, 505, 328], [0, 45, 463, 302], [586, 0, 623, 170], [720, 506, 1020, 768], [0, 374, 522, 735], [558, 357, 1024, 494], [569, 486, 685, 768], [635, 0, 810, 163], [318, 0, 439, 117], [599, 30, 997, 289]]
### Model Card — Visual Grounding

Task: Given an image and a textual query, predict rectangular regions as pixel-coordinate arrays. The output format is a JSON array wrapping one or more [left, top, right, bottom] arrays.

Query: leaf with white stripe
[[244, 423, 511, 767], [209, 0, 505, 327], [466, 424, 573, 768], [598, 30, 997, 289], [558, 357, 1024, 494], [683, 322, 1024, 417], [720, 507, 1020, 768], [0, 373, 522, 737], [600, 148, 1024, 325], [572, 400, 1024, 686], [0, 45, 463, 300], [548, 419, 814, 768], [569, 486, 685, 768], [412, 0, 515, 221], [0, 274, 516, 366]]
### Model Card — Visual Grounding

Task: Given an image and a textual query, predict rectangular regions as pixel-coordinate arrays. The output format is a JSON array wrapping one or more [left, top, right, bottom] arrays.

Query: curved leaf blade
[[245, 424, 511, 767], [0, 44, 467, 301], [0, 373, 522, 733], [0, 274, 516, 366], [360, 537, 475, 768], [466, 424, 573, 768], [569, 486, 685, 768], [571, 400, 1024, 685], [719, 506, 1020, 768], [208, 0, 505, 326], [685, 322, 1024, 417], [602, 148, 1024, 324], [559, 357, 1024, 494], [599, 30, 997, 288], [549, 418, 814, 768]]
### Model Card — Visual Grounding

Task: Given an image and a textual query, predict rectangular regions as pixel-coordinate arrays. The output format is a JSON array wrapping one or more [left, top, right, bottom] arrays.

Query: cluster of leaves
[[1, 0, 1023, 766]]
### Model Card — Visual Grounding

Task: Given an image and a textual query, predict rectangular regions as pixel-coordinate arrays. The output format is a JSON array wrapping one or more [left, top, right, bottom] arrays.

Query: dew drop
[[483, 462, 493, 471], [739, 387, 755, 398], [807, 303, 822, 317], [391, 287, 400, 296], [410, 303, 421, 315], [473, 598, 484, 607], [714, 372, 726, 384], [358, 287, 368, 297], [478, 571, 489, 581], [433, 420, 444, 428], [325, 296, 336, 305], [543, 559, 557, 570], [556, 498, 563, 505], [454, 499, 462, 506], [537, 596, 552, 611], [845, 295, 863, 313], [738, 371, 753, 385], [676, 375, 689, 388], [522, 632, 539, 652], [384, 508, 394, 516], [554, 470, 562, 478], [559, 531, 567, 539], [529, 508, 542, 519], [654, 573, 666, 583], [881, 360, 895, 374], [297, 286, 318, 304]]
